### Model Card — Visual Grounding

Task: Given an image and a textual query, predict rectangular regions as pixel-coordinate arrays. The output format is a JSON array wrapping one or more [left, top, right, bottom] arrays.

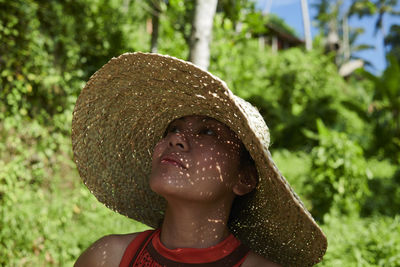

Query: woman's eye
[[169, 126, 180, 134], [163, 125, 179, 137], [200, 128, 215, 136], [171, 126, 179, 133]]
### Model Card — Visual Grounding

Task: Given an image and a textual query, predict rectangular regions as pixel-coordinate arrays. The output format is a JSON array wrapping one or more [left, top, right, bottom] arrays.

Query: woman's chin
[[150, 181, 226, 205], [149, 175, 184, 196]]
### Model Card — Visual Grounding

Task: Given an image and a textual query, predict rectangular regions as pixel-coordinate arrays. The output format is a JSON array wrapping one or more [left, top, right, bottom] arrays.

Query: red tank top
[[119, 229, 250, 267]]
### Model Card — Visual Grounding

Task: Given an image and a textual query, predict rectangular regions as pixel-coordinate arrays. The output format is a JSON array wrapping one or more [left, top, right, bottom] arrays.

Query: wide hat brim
[[71, 52, 327, 266]]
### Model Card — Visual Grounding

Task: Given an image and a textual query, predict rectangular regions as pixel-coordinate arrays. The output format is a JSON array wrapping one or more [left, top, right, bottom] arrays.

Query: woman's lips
[[161, 156, 187, 169]]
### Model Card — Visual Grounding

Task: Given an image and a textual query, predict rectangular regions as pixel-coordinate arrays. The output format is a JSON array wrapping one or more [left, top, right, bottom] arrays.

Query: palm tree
[[385, 24, 400, 62], [312, 0, 342, 53], [349, 0, 400, 36], [312, 0, 375, 73]]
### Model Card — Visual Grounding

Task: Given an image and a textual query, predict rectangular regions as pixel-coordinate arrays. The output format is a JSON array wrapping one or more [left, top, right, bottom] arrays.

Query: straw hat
[[71, 52, 327, 266]]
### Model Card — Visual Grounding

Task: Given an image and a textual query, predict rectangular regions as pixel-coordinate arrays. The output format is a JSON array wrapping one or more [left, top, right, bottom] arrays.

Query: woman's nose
[[168, 133, 189, 151]]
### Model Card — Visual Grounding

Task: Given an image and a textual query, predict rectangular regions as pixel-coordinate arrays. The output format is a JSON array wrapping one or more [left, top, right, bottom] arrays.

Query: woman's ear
[[233, 163, 258, 196]]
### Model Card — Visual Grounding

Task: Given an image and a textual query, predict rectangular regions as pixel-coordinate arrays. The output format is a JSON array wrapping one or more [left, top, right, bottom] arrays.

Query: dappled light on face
[[149, 115, 245, 202]]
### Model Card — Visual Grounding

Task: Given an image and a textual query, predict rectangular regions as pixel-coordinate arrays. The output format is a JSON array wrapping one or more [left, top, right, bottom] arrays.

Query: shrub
[[305, 119, 370, 221], [362, 160, 400, 217]]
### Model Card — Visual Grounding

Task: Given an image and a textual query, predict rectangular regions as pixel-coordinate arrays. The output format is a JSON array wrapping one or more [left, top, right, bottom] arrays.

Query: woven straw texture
[[71, 52, 327, 266]]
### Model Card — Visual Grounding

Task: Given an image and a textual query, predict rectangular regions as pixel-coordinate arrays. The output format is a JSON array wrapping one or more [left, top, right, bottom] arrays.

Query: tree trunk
[[300, 0, 312, 51], [122, 0, 131, 13], [188, 0, 218, 70], [150, 0, 161, 53]]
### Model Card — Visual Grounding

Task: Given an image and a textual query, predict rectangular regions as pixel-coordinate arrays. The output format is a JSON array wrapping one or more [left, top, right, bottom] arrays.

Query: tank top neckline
[[152, 228, 242, 263]]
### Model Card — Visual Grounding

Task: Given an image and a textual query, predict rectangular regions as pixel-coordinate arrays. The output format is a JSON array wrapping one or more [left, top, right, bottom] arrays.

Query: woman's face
[[149, 115, 246, 202]]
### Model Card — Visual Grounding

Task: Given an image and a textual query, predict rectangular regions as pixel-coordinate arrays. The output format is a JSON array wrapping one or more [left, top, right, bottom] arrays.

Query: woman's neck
[[159, 199, 233, 249]]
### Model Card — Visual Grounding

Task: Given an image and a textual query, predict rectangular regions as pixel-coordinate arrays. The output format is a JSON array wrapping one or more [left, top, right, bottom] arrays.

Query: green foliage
[[0, 0, 148, 122], [157, 0, 192, 59], [349, 0, 400, 34], [319, 215, 400, 266], [385, 24, 400, 63], [362, 56, 400, 162], [362, 163, 400, 217], [217, 0, 256, 27], [305, 120, 370, 221], [272, 149, 400, 265], [0, 116, 148, 266]]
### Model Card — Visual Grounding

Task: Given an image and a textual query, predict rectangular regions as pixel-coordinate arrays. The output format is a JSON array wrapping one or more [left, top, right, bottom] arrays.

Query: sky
[[256, 0, 400, 74]]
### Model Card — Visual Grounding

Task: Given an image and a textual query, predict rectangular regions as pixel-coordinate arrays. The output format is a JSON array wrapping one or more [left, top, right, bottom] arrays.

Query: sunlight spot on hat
[[195, 94, 206, 99]]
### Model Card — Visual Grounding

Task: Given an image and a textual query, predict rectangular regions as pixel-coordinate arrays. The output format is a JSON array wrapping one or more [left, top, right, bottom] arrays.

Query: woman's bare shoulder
[[242, 251, 282, 267], [74, 232, 141, 267]]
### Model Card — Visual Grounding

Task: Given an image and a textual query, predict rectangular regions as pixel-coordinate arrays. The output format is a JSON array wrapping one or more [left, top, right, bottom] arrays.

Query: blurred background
[[1, 0, 399, 266]]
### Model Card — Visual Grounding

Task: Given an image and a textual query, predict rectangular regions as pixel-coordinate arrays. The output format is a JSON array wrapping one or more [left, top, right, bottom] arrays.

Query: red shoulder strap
[[119, 230, 155, 267]]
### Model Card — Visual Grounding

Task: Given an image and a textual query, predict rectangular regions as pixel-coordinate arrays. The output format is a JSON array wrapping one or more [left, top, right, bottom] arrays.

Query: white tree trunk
[[300, 0, 312, 51], [189, 0, 218, 70]]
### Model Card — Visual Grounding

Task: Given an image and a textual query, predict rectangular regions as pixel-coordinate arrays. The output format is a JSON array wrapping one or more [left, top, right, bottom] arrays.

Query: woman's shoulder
[[242, 251, 282, 267], [74, 231, 145, 267]]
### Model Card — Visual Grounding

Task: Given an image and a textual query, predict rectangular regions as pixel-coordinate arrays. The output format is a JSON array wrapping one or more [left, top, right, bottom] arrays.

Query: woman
[[72, 53, 327, 266]]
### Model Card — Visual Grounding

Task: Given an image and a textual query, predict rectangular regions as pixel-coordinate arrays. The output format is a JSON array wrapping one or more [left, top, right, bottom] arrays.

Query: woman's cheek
[[152, 140, 165, 161]]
